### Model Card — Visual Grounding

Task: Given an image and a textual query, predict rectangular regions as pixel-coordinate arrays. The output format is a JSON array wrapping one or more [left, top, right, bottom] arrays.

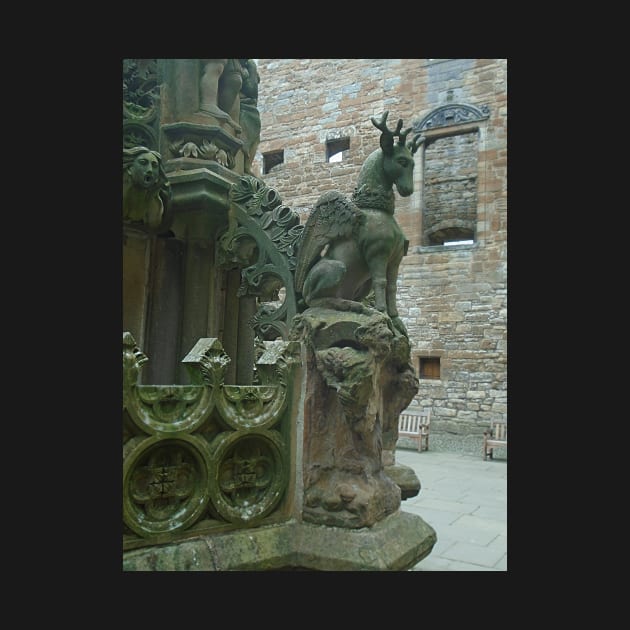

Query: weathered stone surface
[[293, 111, 423, 340], [292, 511, 435, 571], [123, 146, 171, 231], [385, 463, 421, 500], [123, 539, 217, 571], [290, 305, 418, 528], [255, 59, 508, 438], [122, 511, 437, 571], [123, 335, 300, 548]]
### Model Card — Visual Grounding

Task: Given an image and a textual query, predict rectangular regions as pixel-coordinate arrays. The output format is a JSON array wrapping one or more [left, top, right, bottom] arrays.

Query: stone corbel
[[161, 122, 244, 173]]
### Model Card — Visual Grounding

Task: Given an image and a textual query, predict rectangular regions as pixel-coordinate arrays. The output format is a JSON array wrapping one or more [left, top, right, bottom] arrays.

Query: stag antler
[[409, 133, 425, 155], [370, 110, 390, 133], [372, 111, 416, 155], [398, 126, 413, 147]]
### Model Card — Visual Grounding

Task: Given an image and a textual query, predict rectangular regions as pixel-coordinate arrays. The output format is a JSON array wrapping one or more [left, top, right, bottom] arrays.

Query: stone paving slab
[[395, 448, 507, 571], [436, 522, 500, 547], [440, 541, 506, 568]]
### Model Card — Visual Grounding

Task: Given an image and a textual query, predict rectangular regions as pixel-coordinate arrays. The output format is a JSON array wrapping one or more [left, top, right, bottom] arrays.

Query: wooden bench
[[483, 420, 507, 460], [398, 408, 431, 452]]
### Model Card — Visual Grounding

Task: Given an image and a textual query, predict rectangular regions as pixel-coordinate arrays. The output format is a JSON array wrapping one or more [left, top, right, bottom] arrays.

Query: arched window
[[412, 103, 490, 247]]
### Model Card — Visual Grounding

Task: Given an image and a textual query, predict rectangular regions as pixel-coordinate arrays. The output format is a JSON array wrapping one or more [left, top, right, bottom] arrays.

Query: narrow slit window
[[326, 137, 350, 163], [263, 150, 284, 174]]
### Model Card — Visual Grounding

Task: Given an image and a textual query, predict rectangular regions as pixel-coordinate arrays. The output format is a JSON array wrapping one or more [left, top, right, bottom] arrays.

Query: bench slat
[[397, 409, 431, 452]]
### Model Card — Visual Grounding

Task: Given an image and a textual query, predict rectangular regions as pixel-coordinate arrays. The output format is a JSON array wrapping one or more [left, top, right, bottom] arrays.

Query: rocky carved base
[[303, 467, 401, 528], [384, 463, 421, 500], [290, 302, 418, 529]]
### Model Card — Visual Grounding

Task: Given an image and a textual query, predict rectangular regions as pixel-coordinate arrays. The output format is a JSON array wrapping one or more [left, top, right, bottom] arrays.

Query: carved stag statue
[[294, 111, 424, 337]]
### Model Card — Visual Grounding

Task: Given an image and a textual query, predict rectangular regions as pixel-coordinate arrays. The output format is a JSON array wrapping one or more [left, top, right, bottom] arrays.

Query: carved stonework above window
[[413, 104, 490, 132]]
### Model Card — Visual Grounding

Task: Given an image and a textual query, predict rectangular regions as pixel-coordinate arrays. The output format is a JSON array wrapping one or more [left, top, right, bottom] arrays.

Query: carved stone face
[[129, 152, 160, 189]]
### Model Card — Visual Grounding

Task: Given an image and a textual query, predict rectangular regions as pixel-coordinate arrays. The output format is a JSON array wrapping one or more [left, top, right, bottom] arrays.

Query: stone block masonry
[[253, 59, 507, 445]]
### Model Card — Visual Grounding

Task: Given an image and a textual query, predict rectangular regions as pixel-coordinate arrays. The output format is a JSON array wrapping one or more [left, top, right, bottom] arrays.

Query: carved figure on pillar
[[219, 59, 243, 124], [238, 59, 261, 176], [295, 111, 424, 338], [122, 146, 171, 231], [199, 59, 227, 118], [290, 112, 424, 529], [199, 59, 243, 134], [290, 303, 418, 528]]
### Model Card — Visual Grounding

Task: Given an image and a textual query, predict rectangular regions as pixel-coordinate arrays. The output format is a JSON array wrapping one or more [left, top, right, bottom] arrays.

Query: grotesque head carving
[[123, 147, 168, 191], [123, 146, 171, 229]]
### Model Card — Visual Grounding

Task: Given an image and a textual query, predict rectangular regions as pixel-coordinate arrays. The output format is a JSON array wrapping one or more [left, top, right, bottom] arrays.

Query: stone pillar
[[289, 303, 418, 529], [123, 227, 151, 350], [179, 237, 213, 383], [236, 295, 257, 385], [143, 235, 184, 385], [222, 268, 241, 385]]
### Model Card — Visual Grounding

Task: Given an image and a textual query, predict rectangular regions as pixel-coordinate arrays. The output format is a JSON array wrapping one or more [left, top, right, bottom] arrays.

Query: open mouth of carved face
[[143, 173, 157, 187]]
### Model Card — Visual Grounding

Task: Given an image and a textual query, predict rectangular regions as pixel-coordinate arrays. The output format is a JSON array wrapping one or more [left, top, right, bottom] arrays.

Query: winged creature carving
[[294, 111, 424, 337]]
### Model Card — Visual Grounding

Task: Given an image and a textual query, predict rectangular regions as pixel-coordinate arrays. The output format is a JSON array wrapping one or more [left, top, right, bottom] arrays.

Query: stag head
[[370, 111, 425, 197]]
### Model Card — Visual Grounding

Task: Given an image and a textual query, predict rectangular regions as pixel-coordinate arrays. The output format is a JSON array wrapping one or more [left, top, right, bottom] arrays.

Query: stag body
[[295, 112, 423, 336]]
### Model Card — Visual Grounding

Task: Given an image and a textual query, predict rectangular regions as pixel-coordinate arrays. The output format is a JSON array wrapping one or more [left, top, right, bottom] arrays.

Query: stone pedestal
[[122, 511, 436, 571], [289, 303, 419, 528], [123, 61, 434, 569]]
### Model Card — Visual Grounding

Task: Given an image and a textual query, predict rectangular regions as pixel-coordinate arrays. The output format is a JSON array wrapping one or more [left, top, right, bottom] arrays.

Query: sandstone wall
[[253, 59, 507, 441]]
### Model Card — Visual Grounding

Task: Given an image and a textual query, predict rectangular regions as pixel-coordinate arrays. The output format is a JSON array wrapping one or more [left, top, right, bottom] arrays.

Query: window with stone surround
[[416, 356, 441, 380], [412, 103, 490, 247], [263, 150, 284, 174]]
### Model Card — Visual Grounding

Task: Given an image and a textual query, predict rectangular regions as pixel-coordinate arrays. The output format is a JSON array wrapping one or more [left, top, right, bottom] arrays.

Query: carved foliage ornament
[[123, 59, 160, 151], [169, 138, 232, 168], [219, 176, 303, 340]]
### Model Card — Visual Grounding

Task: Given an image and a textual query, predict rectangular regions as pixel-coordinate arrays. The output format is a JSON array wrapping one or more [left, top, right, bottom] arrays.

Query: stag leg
[[386, 260, 399, 319], [388, 264, 408, 338], [366, 255, 388, 314], [386, 256, 409, 337]]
